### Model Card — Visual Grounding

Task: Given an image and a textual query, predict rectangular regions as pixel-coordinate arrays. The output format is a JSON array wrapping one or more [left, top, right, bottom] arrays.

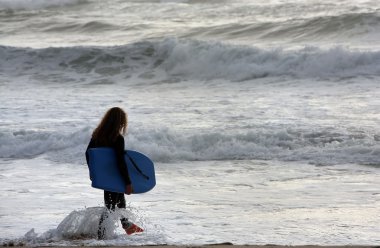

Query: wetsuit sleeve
[[85, 139, 96, 180], [85, 139, 95, 166], [114, 136, 132, 185]]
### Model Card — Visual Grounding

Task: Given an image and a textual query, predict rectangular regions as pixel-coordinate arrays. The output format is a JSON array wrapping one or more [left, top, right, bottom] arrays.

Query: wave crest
[[157, 39, 380, 80], [1, 39, 380, 81], [1, 126, 379, 166]]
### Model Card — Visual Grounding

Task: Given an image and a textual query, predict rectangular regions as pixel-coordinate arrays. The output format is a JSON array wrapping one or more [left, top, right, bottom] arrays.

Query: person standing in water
[[85, 107, 143, 239]]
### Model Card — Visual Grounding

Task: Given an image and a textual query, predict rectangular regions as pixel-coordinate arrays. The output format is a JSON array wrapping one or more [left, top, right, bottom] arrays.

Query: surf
[[2, 39, 380, 82], [1, 125, 379, 166]]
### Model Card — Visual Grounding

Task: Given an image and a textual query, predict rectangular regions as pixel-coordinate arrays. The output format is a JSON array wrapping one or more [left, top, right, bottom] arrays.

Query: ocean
[[0, 0, 379, 246]]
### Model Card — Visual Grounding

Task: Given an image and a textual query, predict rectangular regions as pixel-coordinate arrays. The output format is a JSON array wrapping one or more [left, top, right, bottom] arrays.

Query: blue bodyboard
[[87, 148, 156, 194]]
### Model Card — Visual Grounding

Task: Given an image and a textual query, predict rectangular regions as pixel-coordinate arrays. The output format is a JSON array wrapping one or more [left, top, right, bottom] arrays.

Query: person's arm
[[85, 139, 95, 165], [114, 136, 132, 193], [85, 139, 96, 180]]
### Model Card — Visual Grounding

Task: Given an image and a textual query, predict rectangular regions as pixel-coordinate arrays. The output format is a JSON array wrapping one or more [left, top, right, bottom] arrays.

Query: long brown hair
[[92, 107, 128, 145]]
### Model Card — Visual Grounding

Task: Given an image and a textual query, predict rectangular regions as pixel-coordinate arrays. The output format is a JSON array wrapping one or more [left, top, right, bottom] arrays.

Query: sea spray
[[56, 207, 115, 239], [4, 206, 151, 245]]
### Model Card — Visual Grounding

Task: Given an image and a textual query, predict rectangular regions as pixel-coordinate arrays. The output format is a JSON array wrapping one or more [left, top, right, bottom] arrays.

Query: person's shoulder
[[87, 138, 96, 148], [115, 134, 125, 144], [113, 135, 125, 149]]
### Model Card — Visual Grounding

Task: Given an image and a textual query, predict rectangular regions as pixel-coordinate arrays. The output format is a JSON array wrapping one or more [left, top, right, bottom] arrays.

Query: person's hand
[[125, 184, 133, 195]]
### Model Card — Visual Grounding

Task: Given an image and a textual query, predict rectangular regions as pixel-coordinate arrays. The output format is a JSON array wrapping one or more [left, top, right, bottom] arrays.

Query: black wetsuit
[[85, 135, 131, 239]]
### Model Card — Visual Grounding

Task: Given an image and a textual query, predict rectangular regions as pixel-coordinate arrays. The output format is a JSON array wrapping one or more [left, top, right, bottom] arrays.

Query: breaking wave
[[1, 39, 380, 82], [1, 126, 379, 166]]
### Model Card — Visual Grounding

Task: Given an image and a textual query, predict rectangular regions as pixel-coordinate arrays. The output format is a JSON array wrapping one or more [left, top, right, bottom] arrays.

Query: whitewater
[[0, 0, 379, 246]]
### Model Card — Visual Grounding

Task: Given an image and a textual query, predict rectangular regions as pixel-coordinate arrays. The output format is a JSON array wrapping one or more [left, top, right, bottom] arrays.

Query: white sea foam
[[0, 206, 161, 246], [56, 207, 117, 240], [1, 158, 379, 246], [0, 128, 91, 163]]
